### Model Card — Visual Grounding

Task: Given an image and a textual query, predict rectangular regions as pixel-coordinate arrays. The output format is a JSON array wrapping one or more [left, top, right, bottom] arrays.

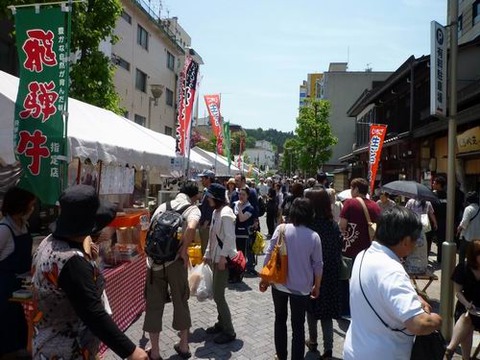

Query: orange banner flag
[[369, 124, 387, 195]]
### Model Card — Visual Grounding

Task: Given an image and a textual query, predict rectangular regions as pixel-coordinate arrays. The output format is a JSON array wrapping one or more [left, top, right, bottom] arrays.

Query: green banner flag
[[222, 121, 231, 168], [14, 5, 71, 205]]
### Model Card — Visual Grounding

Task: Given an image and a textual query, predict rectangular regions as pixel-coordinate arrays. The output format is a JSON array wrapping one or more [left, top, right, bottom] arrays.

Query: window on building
[[121, 10, 132, 24], [113, 54, 130, 71], [165, 126, 173, 136], [166, 88, 174, 107], [137, 25, 149, 50], [134, 114, 146, 127], [473, 0, 480, 25], [135, 69, 147, 92], [458, 14, 463, 36], [167, 51, 175, 71]]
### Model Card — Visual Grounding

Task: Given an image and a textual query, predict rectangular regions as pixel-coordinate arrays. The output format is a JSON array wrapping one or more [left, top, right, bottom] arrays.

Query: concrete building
[[106, 1, 202, 136], [243, 140, 276, 170], [317, 62, 392, 171], [458, 0, 480, 44]]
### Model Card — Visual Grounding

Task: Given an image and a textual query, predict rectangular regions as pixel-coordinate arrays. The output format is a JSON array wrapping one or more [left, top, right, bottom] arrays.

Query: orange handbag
[[260, 224, 288, 284]]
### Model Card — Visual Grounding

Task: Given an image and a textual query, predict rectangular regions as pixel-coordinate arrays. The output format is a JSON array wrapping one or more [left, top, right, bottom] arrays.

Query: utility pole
[[440, 0, 458, 340]]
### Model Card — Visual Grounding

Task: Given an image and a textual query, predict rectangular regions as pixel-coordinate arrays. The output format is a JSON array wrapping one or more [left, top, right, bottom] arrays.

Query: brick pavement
[[103, 218, 474, 359]]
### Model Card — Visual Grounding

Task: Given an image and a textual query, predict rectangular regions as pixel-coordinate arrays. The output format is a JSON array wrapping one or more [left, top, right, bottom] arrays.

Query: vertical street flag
[[13, 5, 71, 205], [222, 121, 231, 168], [368, 124, 387, 195], [203, 94, 223, 155], [237, 136, 245, 171], [430, 21, 447, 117], [176, 56, 199, 156]]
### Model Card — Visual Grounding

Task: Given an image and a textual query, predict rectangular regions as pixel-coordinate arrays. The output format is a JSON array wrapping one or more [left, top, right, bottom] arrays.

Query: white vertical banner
[[430, 21, 447, 117]]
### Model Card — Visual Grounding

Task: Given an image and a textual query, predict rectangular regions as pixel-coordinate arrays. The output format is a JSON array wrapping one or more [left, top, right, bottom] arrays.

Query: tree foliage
[[244, 128, 294, 152], [281, 99, 337, 177], [0, 0, 124, 114]]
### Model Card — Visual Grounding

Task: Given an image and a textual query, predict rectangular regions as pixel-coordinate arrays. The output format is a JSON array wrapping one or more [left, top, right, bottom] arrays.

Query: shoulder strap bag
[[356, 197, 376, 241], [259, 224, 288, 284]]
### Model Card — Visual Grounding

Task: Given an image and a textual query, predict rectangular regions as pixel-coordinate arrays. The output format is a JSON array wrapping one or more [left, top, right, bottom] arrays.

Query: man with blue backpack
[[143, 182, 201, 360]]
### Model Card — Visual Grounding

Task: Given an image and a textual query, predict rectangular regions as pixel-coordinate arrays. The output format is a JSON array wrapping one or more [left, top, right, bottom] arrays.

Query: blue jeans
[[272, 287, 309, 360]]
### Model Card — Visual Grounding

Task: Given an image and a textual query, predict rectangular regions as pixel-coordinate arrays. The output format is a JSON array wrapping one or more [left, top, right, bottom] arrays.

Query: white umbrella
[[337, 189, 370, 202]]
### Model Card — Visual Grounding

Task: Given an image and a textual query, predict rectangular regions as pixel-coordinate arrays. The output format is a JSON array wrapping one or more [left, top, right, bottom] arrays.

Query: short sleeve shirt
[[340, 198, 381, 258], [452, 263, 480, 307]]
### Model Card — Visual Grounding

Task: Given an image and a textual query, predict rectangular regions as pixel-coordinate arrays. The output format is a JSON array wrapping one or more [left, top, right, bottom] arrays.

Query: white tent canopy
[[0, 70, 211, 174], [190, 146, 240, 176]]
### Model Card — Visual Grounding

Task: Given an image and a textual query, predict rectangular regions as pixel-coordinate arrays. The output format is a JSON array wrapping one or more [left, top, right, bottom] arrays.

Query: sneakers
[[205, 324, 222, 334], [214, 332, 236, 344]]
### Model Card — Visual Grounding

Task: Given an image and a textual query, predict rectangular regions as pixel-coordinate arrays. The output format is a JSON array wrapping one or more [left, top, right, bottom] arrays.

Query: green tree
[[281, 138, 299, 175], [283, 99, 337, 177], [0, 0, 124, 114], [195, 135, 216, 153]]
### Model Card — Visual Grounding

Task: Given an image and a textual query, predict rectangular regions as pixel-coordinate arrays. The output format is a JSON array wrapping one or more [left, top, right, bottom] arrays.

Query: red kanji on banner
[[22, 29, 57, 72], [17, 130, 50, 175], [19, 81, 59, 122]]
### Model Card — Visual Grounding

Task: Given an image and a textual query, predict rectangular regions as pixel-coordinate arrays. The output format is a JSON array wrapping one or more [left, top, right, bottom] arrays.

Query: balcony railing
[[132, 0, 184, 52]]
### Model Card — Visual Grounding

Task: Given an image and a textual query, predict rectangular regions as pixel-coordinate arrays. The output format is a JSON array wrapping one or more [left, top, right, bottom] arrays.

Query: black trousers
[[271, 287, 309, 360]]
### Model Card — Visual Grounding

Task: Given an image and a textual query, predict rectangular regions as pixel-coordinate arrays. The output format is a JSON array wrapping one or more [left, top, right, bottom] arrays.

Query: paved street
[[103, 216, 469, 359]]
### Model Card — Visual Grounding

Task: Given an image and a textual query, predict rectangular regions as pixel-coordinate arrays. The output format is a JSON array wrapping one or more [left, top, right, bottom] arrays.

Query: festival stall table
[[98, 209, 150, 355], [99, 254, 147, 355]]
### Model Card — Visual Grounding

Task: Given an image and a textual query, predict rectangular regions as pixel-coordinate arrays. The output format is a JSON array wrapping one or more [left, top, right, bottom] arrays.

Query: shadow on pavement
[[190, 338, 245, 359], [227, 281, 253, 292]]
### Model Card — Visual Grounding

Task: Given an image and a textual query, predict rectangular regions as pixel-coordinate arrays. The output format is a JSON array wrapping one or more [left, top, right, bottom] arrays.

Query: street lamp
[[147, 83, 164, 128], [145, 83, 164, 208]]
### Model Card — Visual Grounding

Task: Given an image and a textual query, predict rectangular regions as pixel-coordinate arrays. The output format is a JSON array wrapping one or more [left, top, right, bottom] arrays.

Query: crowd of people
[[1, 170, 480, 360]]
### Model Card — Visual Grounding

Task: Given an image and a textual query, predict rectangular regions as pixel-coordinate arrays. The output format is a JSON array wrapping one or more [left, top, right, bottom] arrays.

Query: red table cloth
[[99, 255, 147, 355]]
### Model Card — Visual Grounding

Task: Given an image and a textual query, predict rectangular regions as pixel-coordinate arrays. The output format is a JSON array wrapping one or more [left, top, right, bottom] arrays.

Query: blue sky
[[166, 0, 447, 132]]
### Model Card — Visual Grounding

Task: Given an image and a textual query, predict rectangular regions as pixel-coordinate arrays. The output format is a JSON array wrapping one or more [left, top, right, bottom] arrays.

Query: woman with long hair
[[259, 198, 323, 360], [203, 184, 238, 344], [404, 198, 437, 274], [304, 190, 342, 360]]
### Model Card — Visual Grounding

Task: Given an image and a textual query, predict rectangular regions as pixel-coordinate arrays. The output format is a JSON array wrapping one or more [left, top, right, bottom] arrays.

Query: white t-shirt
[[343, 241, 424, 360], [460, 203, 480, 242]]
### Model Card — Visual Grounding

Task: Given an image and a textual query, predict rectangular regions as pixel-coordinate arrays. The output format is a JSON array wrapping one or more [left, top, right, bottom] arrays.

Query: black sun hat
[[206, 183, 227, 202], [53, 185, 116, 238]]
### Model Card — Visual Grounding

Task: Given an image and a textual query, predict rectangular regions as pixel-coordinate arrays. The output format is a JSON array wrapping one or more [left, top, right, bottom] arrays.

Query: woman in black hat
[[203, 183, 238, 344], [32, 185, 147, 360], [0, 186, 36, 358]]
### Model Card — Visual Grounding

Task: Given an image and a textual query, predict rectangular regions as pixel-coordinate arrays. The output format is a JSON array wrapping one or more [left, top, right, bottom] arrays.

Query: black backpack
[[145, 201, 190, 264]]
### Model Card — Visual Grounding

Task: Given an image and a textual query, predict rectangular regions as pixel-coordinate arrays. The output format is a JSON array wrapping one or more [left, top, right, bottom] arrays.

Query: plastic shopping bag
[[196, 263, 213, 302], [188, 263, 213, 301]]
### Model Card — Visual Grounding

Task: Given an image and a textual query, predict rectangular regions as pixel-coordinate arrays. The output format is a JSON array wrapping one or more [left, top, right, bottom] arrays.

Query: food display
[[98, 209, 149, 267]]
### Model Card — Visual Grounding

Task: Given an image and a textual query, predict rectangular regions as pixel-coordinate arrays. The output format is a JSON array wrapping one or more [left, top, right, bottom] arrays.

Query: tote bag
[[260, 224, 288, 284], [420, 213, 432, 233]]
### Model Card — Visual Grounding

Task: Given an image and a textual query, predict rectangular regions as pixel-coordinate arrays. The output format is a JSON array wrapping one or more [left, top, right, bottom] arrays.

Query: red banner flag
[[176, 57, 199, 156], [369, 124, 387, 195], [204, 94, 223, 155]]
